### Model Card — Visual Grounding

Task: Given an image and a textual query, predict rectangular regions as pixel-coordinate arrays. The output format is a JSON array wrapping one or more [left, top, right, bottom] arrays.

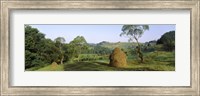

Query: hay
[[51, 62, 58, 70], [109, 47, 127, 68]]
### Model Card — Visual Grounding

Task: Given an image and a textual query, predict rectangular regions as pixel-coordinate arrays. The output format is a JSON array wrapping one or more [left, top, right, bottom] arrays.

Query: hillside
[[96, 41, 138, 50]]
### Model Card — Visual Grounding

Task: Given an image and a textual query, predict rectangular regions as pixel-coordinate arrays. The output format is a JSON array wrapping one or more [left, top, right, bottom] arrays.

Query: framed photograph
[[1, 0, 199, 95], [24, 24, 176, 71]]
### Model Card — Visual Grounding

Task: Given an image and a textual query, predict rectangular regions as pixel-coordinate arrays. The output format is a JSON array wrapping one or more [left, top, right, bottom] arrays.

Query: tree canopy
[[25, 25, 60, 69], [54, 37, 66, 64], [120, 25, 149, 43], [157, 31, 175, 51]]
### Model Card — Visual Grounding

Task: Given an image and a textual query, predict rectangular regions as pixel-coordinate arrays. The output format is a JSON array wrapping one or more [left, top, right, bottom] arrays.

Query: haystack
[[51, 62, 58, 70], [109, 47, 127, 68]]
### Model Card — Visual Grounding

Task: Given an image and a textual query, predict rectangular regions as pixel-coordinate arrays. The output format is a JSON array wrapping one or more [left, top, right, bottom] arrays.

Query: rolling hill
[[96, 41, 138, 50]]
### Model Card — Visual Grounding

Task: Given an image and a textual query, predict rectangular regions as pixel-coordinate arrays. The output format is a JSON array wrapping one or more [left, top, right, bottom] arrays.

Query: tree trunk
[[60, 56, 64, 64], [137, 46, 143, 63], [59, 43, 63, 64], [134, 37, 144, 63]]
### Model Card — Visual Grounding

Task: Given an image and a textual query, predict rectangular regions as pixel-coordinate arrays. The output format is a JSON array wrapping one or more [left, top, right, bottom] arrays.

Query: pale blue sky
[[29, 24, 175, 43]]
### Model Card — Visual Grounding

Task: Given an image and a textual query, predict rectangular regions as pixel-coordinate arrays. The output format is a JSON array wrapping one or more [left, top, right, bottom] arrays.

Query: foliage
[[67, 36, 89, 61], [157, 31, 175, 51], [54, 37, 66, 44], [42, 39, 60, 63], [54, 37, 66, 64], [25, 25, 48, 69], [25, 25, 61, 69], [93, 45, 112, 55]]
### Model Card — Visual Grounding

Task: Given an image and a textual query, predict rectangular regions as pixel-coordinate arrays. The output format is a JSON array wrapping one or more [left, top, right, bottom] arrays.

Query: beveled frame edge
[[1, 0, 199, 96]]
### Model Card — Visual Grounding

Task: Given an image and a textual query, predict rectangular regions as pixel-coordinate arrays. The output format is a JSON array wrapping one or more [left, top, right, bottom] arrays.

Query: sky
[[29, 24, 175, 43]]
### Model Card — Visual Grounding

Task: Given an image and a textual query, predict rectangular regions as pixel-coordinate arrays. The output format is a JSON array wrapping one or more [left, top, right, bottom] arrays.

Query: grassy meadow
[[27, 47, 175, 71]]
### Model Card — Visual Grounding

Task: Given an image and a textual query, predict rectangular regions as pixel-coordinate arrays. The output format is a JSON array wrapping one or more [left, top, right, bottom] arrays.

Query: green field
[[27, 51, 175, 71]]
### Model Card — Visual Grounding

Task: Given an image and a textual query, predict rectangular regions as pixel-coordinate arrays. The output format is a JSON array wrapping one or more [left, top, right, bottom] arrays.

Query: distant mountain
[[97, 41, 110, 45]]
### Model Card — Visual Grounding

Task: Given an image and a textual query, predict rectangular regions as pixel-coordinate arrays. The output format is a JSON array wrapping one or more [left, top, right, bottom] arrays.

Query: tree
[[42, 39, 60, 63], [25, 25, 67, 70], [120, 25, 149, 63], [54, 37, 66, 64], [25, 25, 47, 69], [157, 31, 175, 51], [93, 45, 112, 55], [69, 36, 88, 61]]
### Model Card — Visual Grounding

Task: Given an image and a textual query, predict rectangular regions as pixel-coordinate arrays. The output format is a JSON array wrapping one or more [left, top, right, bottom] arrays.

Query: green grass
[[29, 51, 175, 71], [63, 60, 174, 71], [64, 61, 114, 71], [100, 42, 137, 50], [36, 64, 64, 71], [25, 67, 39, 71], [63, 51, 175, 71], [126, 51, 175, 71]]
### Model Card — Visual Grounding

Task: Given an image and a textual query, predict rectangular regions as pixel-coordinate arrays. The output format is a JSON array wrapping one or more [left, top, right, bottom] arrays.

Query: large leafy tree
[[42, 39, 60, 63], [157, 31, 175, 51], [69, 36, 88, 61], [25, 25, 46, 69], [54, 37, 66, 64], [120, 25, 149, 63], [25, 25, 61, 70]]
